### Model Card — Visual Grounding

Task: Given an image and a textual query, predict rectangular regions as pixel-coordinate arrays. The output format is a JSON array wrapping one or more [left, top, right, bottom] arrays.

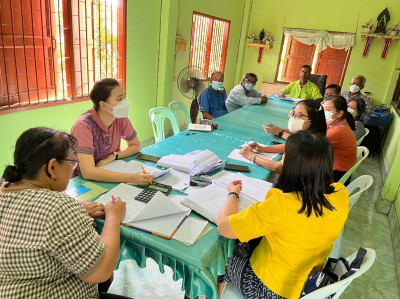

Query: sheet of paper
[[172, 216, 208, 245], [215, 172, 272, 202], [130, 212, 188, 237], [228, 149, 278, 164], [168, 194, 191, 212], [177, 225, 213, 247], [99, 160, 168, 178], [155, 169, 190, 192]]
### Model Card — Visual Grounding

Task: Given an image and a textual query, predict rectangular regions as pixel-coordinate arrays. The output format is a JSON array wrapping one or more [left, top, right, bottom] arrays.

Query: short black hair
[[297, 100, 327, 135], [349, 97, 366, 120], [275, 130, 336, 217], [90, 78, 121, 110], [243, 72, 258, 82], [325, 84, 341, 95], [3, 127, 77, 182], [301, 65, 312, 72]]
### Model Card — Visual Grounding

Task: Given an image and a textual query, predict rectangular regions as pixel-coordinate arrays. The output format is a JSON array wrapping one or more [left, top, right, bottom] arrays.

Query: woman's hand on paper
[[131, 172, 155, 186], [80, 201, 105, 218], [228, 180, 242, 195], [263, 122, 281, 136], [105, 197, 126, 223], [240, 146, 254, 160]]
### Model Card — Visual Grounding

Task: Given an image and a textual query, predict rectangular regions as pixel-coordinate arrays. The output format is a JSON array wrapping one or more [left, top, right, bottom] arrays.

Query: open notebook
[[96, 183, 189, 238], [99, 160, 171, 178], [182, 172, 273, 224]]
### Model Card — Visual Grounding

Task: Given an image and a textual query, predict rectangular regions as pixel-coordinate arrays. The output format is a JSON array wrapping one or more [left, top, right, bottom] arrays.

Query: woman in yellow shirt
[[218, 130, 349, 299]]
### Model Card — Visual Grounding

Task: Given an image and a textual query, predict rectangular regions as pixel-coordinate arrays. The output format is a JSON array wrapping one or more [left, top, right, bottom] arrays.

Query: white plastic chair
[[302, 248, 376, 299], [222, 248, 376, 299], [356, 127, 369, 146], [168, 101, 192, 131], [330, 175, 374, 259], [149, 107, 180, 143], [338, 146, 369, 185]]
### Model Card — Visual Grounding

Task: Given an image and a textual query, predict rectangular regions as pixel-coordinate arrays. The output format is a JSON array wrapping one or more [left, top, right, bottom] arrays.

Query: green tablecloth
[[68, 99, 292, 299]]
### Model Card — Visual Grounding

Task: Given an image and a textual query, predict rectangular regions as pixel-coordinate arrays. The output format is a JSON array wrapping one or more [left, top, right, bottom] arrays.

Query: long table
[[68, 97, 292, 299]]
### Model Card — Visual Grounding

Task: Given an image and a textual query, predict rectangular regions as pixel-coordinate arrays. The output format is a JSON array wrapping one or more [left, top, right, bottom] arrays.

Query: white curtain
[[283, 28, 355, 51]]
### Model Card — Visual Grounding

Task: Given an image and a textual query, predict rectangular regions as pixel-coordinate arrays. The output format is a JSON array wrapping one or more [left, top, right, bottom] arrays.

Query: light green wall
[[243, 0, 400, 105]]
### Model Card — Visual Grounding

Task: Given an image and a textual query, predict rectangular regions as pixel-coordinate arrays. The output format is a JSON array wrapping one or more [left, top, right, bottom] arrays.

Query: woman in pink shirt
[[71, 78, 154, 185], [323, 96, 357, 184]]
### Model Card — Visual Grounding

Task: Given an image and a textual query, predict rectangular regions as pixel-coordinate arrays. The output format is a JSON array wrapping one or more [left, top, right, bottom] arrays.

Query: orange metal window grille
[[0, 0, 126, 113]]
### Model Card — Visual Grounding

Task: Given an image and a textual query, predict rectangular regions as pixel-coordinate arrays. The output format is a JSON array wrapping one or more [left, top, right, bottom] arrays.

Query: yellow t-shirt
[[281, 80, 322, 100], [229, 183, 349, 299]]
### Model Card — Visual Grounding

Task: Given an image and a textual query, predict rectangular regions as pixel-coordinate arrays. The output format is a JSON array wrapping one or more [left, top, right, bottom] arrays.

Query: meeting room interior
[[1, 0, 400, 298]]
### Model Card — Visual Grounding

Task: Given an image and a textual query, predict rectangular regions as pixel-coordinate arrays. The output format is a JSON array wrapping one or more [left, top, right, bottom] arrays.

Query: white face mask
[[324, 110, 338, 123], [244, 82, 255, 91], [105, 99, 130, 118], [350, 84, 360, 93], [288, 117, 305, 133], [347, 107, 357, 118]]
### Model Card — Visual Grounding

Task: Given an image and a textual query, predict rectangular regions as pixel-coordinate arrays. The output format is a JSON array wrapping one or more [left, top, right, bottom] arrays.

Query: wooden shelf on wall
[[361, 33, 400, 41], [247, 42, 273, 50]]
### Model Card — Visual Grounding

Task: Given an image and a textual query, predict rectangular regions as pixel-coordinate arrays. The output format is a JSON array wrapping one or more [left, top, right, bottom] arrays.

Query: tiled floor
[[108, 156, 399, 299]]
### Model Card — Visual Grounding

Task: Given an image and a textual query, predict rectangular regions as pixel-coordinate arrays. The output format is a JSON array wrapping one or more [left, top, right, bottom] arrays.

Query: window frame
[[274, 32, 352, 87], [0, 0, 127, 115], [189, 11, 230, 76]]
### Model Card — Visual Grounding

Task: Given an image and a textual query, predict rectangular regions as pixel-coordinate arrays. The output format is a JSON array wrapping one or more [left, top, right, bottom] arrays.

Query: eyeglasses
[[61, 159, 80, 169], [244, 79, 257, 86], [288, 110, 309, 120]]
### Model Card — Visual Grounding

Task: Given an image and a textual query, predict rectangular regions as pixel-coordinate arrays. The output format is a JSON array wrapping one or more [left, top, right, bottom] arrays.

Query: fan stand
[[190, 97, 200, 123]]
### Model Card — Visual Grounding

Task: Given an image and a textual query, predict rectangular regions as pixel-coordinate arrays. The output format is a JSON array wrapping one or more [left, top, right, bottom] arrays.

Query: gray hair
[[243, 72, 258, 81], [352, 75, 366, 86]]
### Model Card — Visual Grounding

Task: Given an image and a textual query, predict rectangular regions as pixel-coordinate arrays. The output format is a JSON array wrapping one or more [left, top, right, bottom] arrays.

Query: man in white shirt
[[225, 73, 268, 112]]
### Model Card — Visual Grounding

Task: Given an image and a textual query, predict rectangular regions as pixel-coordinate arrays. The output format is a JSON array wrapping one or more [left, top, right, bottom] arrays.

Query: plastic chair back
[[302, 248, 376, 299], [149, 107, 180, 143], [357, 128, 369, 146], [330, 175, 373, 258], [168, 101, 192, 130], [338, 146, 369, 185]]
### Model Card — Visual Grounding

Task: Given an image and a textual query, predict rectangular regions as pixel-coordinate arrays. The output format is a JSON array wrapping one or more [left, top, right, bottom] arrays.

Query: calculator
[[134, 182, 172, 203]]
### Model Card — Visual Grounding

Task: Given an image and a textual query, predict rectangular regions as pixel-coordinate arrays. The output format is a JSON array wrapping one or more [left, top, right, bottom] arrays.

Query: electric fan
[[177, 66, 209, 123]]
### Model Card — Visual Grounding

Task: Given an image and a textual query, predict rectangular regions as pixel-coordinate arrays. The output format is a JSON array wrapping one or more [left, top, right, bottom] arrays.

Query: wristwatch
[[112, 152, 119, 160], [277, 130, 284, 138]]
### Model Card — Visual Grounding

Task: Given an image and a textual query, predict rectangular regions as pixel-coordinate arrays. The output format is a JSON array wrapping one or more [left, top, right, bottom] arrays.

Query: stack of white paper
[[96, 183, 189, 238], [157, 150, 223, 175]]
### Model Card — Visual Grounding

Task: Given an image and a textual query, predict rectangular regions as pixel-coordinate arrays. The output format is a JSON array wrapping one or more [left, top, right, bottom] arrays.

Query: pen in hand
[[141, 166, 152, 184], [111, 195, 115, 202]]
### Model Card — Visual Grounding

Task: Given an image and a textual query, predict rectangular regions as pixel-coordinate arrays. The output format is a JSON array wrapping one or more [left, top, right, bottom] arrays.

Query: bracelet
[[252, 154, 257, 163], [277, 130, 284, 138], [228, 192, 239, 200]]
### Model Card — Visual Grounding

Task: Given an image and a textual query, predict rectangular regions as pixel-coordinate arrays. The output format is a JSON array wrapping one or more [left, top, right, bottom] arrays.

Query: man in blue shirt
[[198, 71, 228, 119]]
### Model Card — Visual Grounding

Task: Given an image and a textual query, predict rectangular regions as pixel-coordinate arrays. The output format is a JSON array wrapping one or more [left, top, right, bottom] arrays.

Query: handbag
[[233, 237, 262, 259], [300, 247, 367, 298]]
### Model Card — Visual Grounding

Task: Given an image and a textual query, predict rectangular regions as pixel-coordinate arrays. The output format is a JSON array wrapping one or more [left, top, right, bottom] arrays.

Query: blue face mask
[[244, 82, 254, 91], [211, 81, 223, 90]]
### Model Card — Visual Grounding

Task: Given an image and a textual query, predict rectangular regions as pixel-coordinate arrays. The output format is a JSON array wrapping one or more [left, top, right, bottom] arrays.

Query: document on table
[[172, 216, 209, 246], [228, 149, 279, 165], [66, 182, 108, 201], [96, 183, 189, 238], [99, 160, 171, 178], [274, 94, 303, 102], [182, 172, 272, 224], [154, 169, 191, 192]]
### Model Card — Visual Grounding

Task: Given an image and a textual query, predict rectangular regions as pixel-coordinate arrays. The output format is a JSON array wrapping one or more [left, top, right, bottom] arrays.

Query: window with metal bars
[[189, 12, 230, 77], [0, 0, 126, 112], [276, 35, 352, 87]]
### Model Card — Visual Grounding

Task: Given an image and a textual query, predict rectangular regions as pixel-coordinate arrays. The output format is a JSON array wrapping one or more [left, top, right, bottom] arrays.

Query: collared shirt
[[225, 84, 265, 112], [281, 80, 322, 100], [229, 184, 349, 299], [0, 188, 105, 298], [341, 91, 374, 115], [198, 86, 227, 118], [71, 107, 137, 175]]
